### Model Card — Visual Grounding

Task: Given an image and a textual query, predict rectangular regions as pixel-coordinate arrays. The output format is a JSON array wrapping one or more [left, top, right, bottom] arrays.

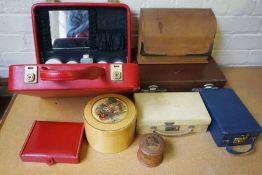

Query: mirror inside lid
[[33, 4, 129, 64]]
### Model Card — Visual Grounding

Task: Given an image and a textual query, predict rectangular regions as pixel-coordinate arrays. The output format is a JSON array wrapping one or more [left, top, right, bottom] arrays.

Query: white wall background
[[0, 0, 262, 78]]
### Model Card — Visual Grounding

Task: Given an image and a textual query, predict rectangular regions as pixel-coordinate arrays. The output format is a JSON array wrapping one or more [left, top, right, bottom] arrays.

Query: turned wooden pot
[[137, 133, 165, 167]]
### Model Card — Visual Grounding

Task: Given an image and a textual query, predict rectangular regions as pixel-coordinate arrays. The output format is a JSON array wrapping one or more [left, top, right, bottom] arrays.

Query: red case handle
[[40, 66, 105, 81]]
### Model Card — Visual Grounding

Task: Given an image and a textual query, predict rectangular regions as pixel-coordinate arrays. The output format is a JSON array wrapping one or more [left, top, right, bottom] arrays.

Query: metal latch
[[203, 83, 216, 89], [141, 85, 167, 93], [110, 64, 123, 81], [233, 134, 249, 145], [24, 66, 38, 84], [192, 83, 218, 92], [164, 122, 180, 131]]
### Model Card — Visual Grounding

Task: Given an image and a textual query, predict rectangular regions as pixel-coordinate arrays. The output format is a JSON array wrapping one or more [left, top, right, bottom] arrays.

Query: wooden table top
[[0, 67, 262, 175]]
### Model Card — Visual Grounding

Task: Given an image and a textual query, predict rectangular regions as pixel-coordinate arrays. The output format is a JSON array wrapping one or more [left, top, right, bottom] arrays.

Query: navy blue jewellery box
[[199, 88, 261, 155]]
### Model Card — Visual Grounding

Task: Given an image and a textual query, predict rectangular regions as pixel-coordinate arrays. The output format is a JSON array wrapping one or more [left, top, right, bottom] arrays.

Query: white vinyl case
[[134, 92, 211, 136]]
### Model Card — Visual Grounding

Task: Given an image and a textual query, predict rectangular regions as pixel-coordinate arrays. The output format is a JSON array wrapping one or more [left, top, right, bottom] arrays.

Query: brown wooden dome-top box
[[137, 8, 217, 64]]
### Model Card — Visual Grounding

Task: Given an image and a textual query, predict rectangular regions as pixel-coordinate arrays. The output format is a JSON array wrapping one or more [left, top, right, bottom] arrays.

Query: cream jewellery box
[[134, 92, 211, 136]]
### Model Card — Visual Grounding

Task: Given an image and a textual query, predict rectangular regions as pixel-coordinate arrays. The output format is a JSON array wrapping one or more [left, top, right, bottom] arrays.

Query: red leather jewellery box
[[8, 3, 139, 97], [20, 121, 84, 165]]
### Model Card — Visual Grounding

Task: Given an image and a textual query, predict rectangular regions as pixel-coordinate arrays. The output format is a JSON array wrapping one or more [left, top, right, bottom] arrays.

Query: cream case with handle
[[134, 92, 211, 136]]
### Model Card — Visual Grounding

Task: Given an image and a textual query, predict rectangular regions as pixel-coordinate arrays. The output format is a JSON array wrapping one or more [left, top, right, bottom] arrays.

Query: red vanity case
[[8, 3, 139, 97]]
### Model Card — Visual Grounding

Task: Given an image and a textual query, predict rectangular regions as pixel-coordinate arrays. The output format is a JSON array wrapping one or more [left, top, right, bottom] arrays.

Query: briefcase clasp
[[141, 85, 167, 92], [233, 134, 249, 145]]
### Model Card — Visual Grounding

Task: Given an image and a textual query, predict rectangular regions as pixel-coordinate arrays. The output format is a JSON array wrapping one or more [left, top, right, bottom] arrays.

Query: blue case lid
[[200, 88, 261, 134]]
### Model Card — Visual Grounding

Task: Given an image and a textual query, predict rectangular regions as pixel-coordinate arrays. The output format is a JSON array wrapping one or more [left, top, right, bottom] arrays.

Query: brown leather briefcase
[[139, 57, 226, 92]]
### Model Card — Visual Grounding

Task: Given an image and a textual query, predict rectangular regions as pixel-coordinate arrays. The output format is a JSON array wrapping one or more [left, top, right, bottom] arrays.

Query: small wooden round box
[[137, 133, 165, 167]]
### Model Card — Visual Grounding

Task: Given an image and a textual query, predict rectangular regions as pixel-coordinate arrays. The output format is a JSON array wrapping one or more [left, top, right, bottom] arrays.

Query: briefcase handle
[[225, 139, 255, 155], [40, 66, 105, 81], [150, 125, 194, 137]]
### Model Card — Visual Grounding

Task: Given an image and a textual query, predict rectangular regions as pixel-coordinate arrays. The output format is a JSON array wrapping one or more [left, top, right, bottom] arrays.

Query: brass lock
[[164, 122, 180, 131], [110, 64, 123, 81], [233, 134, 249, 145], [24, 66, 38, 84], [26, 73, 35, 82]]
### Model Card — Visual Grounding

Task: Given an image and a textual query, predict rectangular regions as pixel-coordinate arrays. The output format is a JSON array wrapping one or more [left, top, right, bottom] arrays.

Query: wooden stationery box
[[139, 57, 226, 92], [134, 92, 211, 136], [137, 8, 217, 64]]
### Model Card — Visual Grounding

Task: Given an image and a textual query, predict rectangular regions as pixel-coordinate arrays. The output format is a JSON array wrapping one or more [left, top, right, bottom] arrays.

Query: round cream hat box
[[83, 94, 137, 153]]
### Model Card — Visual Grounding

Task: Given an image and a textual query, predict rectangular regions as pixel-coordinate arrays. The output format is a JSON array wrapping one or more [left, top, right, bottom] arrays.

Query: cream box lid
[[134, 92, 211, 125]]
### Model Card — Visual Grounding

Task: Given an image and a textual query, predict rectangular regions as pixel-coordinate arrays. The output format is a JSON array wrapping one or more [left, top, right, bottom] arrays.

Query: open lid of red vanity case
[[8, 3, 139, 97]]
